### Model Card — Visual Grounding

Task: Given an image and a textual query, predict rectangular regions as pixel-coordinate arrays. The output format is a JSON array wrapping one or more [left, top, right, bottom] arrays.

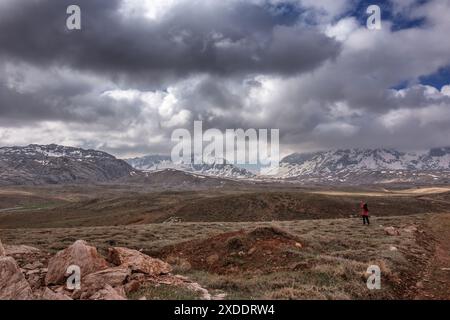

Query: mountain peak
[[0, 144, 133, 186]]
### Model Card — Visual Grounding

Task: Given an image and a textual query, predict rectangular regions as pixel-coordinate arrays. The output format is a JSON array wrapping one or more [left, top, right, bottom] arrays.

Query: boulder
[[0, 239, 5, 256], [41, 287, 72, 300], [83, 266, 130, 288], [384, 227, 400, 236], [108, 247, 171, 275], [124, 273, 147, 294], [0, 256, 34, 300], [45, 240, 108, 285], [72, 267, 131, 299], [88, 284, 126, 300]]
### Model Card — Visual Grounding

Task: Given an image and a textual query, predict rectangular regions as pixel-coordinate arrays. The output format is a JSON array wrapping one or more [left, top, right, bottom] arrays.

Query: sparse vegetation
[[128, 284, 203, 300], [1, 186, 448, 299]]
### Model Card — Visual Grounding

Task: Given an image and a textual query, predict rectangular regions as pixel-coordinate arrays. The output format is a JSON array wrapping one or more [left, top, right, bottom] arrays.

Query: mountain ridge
[[0, 144, 134, 185], [1, 144, 449, 186]]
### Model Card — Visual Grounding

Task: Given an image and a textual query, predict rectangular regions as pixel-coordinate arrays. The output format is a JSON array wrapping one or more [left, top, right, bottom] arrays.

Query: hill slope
[[0, 144, 134, 185]]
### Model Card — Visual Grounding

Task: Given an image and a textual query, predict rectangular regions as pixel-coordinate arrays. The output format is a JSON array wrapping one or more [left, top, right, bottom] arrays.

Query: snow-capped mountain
[[125, 155, 174, 171], [264, 147, 450, 184], [0, 144, 134, 185], [2, 144, 449, 186], [124, 155, 255, 179]]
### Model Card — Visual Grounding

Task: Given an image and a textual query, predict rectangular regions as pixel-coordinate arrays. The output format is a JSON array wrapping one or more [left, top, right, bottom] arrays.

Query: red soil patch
[[154, 227, 305, 274]]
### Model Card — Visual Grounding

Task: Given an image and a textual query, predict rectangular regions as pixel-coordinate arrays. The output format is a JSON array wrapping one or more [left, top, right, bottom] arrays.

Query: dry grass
[[0, 213, 435, 300], [1, 185, 448, 228]]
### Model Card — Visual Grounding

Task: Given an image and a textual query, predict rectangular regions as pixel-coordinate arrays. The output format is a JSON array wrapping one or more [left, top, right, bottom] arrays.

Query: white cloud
[[325, 17, 359, 42]]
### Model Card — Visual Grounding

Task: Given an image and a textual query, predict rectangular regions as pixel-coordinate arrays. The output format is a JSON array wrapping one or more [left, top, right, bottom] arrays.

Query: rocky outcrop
[[0, 256, 34, 300], [108, 247, 172, 276], [72, 267, 130, 300], [0, 239, 208, 300], [45, 240, 108, 285]]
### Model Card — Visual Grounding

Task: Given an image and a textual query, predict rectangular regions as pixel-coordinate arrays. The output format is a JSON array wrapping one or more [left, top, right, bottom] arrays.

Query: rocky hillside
[[0, 144, 134, 186]]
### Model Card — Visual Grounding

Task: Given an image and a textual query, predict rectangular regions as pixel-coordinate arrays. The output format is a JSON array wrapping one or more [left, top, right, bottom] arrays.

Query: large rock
[[88, 284, 126, 300], [108, 247, 171, 276], [45, 240, 108, 285], [0, 256, 34, 300], [0, 239, 5, 256], [41, 288, 72, 300], [72, 267, 130, 300], [83, 267, 130, 287]]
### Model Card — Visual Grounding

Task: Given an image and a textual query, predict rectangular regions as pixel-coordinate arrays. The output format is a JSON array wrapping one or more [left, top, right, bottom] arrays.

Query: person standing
[[361, 201, 370, 225]]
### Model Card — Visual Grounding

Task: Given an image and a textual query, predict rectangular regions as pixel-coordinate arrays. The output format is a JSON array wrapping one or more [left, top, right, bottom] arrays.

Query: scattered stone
[[108, 247, 171, 276], [389, 246, 398, 251], [206, 254, 220, 265], [45, 240, 108, 285], [295, 242, 303, 249], [165, 275, 212, 300], [213, 292, 227, 300], [163, 216, 183, 224], [403, 225, 418, 233], [0, 256, 34, 300], [384, 227, 400, 236]]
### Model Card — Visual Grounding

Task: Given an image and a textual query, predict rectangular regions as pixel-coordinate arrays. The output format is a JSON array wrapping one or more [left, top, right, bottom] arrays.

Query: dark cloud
[[0, 0, 340, 84], [0, 0, 449, 156]]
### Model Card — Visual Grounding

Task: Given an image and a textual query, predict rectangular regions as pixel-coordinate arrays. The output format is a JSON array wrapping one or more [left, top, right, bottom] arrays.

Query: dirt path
[[311, 187, 450, 198], [415, 213, 450, 299]]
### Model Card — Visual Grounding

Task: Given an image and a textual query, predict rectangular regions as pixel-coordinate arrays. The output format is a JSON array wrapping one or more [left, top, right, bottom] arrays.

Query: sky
[[0, 0, 449, 158]]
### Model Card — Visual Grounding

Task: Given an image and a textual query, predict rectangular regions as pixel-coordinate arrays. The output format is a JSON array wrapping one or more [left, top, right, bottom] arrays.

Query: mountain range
[[0, 144, 449, 186], [126, 147, 450, 184], [124, 155, 255, 179], [264, 147, 450, 184]]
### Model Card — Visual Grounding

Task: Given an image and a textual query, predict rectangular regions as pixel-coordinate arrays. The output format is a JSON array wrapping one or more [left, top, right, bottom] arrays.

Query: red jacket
[[361, 203, 369, 216]]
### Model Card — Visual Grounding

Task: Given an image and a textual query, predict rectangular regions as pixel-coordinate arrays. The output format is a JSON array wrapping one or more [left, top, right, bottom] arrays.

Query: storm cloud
[[0, 0, 449, 157]]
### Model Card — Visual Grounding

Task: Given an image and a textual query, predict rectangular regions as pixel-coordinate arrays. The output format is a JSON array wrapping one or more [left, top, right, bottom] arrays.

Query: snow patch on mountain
[[264, 148, 450, 180], [125, 155, 255, 179]]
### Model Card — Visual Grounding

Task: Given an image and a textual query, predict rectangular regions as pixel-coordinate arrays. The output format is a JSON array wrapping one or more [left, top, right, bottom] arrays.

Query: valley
[[0, 144, 449, 300]]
